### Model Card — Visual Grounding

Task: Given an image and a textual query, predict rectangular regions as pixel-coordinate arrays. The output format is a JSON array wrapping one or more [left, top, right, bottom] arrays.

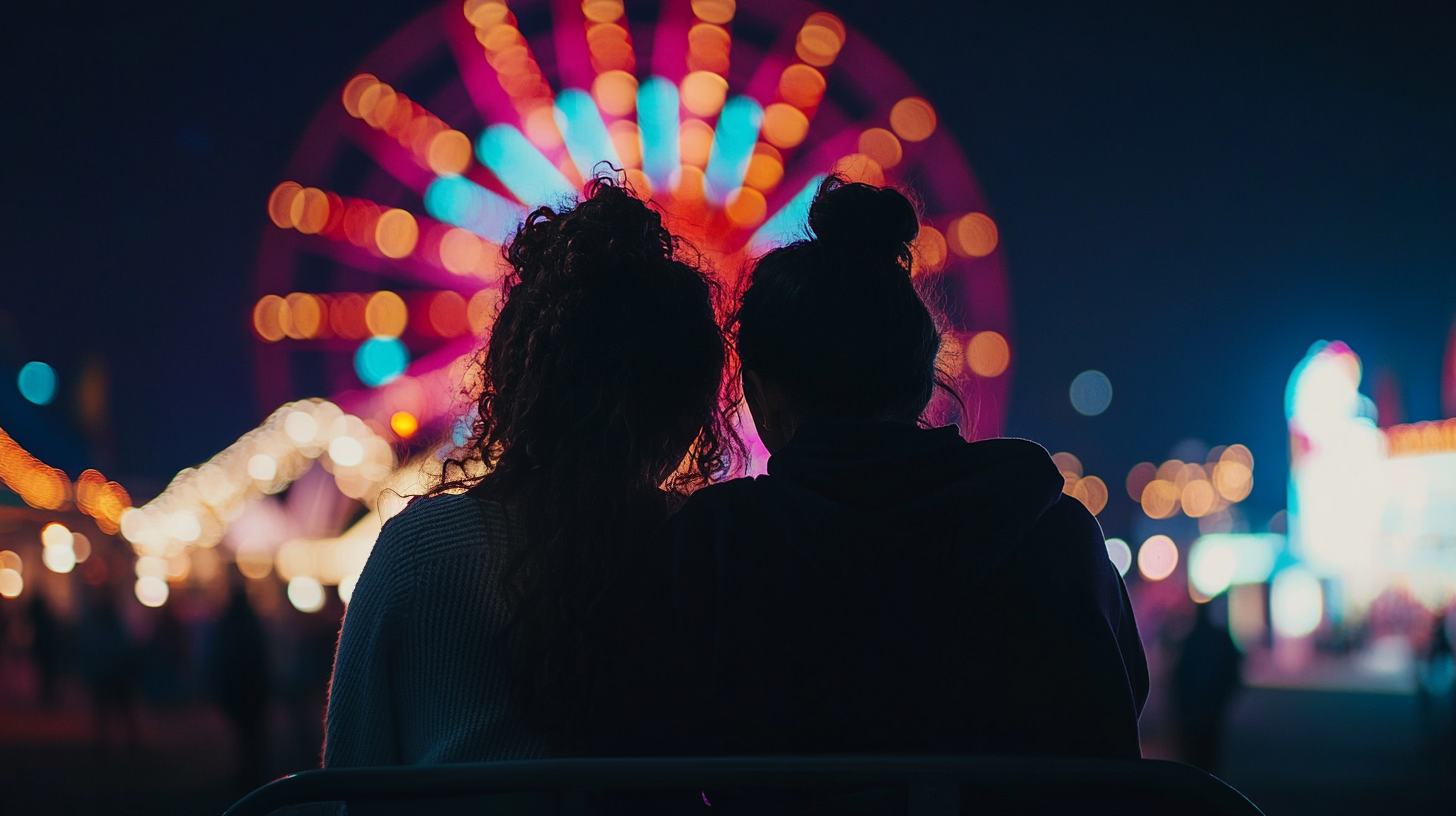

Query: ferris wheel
[[253, 0, 1013, 459]]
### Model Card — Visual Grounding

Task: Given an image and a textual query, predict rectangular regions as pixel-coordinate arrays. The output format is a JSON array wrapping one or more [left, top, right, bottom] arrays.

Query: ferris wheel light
[[749, 175, 824, 253], [477, 124, 576, 207], [355, 337, 409, 387], [680, 71, 729, 117], [705, 97, 764, 204], [636, 77, 681, 190], [858, 128, 903, 169], [890, 97, 938, 143], [425, 176, 525, 243], [593, 71, 639, 117], [554, 89, 622, 180]]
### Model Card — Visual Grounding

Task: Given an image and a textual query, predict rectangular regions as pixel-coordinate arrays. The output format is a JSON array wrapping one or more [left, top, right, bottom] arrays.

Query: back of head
[[737, 176, 941, 424], [441, 177, 734, 745]]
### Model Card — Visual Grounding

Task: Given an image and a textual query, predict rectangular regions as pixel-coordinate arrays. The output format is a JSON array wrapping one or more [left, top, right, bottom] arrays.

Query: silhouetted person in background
[[209, 580, 270, 794], [1173, 599, 1243, 773], [80, 585, 139, 748], [654, 177, 1149, 760], [28, 593, 60, 709], [143, 601, 191, 704]]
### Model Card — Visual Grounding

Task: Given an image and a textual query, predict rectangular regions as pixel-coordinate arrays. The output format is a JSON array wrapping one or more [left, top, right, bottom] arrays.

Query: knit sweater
[[323, 493, 550, 766]]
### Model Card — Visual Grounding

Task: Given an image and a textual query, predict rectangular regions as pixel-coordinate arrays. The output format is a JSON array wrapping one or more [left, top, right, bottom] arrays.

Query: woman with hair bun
[[661, 176, 1149, 758], [324, 178, 736, 764]]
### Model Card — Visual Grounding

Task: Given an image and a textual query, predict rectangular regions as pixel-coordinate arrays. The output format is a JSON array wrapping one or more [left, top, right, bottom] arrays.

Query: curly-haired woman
[[323, 178, 736, 764]]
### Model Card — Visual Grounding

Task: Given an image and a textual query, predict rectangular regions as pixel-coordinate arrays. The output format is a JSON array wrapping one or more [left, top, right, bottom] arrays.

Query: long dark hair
[[736, 175, 952, 423], [435, 177, 736, 746]]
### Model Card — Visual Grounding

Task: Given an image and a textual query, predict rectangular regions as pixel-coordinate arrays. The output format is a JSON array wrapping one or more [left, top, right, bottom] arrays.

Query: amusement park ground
[[2, 682, 1453, 816]]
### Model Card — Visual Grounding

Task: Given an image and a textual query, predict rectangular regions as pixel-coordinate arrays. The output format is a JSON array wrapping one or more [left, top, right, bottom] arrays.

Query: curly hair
[[433, 176, 738, 748]]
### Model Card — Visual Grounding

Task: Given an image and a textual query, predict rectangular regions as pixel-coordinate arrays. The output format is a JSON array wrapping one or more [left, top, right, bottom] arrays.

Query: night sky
[[2, 1, 1452, 539]]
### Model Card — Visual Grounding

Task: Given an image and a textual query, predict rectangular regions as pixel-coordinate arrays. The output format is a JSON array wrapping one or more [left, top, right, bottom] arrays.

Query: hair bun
[[807, 177, 919, 262]]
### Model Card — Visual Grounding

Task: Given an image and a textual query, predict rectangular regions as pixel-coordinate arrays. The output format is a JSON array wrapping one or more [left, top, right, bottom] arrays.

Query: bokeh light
[[0, 567, 22, 598], [761, 103, 810, 149], [1072, 475, 1109, 515], [1181, 478, 1216, 518], [374, 209, 420, 259], [364, 291, 409, 338], [17, 361, 57, 406], [965, 331, 1010, 377], [779, 64, 826, 109], [889, 97, 937, 142], [288, 576, 327, 613], [134, 575, 169, 607], [1271, 567, 1323, 638], [42, 544, 75, 574], [1105, 538, 1133, 577], [949, 213, 999, 258], [680, 71, 729, 117], [41, 522, 73, 549], [390, 411, 419, 439], [795, 12, 845, 67], [1070, 370, 1113, 416], [1141, 479, 1181, 519], [1138, 535, 1179, 581], [355, 337, 410, 387], [1189, 538, 1239, 599], [1126, 462, 1156, 502], [857, 128, 902, 168]]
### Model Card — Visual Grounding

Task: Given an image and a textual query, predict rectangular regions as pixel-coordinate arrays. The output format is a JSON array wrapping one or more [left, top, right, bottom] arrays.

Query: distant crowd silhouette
[[323, 174, 1150, 769]]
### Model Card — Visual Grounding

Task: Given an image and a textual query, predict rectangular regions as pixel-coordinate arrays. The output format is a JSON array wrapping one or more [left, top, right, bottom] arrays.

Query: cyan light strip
[[748, 175, 825, 254], [424, 176, 527, 243], [637, 77, 680, 192], [476, 124, 577, 207], [554, 89, 621, 181], [705, 96, 764, 205]]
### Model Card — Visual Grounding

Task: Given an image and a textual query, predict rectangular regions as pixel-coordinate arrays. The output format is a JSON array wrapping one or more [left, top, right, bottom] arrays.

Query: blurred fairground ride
[[0, 0, 1016, 613]]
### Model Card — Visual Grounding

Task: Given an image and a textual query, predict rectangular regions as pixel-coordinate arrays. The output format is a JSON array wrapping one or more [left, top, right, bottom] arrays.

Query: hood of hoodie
[[754, 419, 1066, 590]]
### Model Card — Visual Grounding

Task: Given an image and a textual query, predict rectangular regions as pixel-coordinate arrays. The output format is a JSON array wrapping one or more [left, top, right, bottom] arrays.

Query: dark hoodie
[[660, 420, 1149, 758]]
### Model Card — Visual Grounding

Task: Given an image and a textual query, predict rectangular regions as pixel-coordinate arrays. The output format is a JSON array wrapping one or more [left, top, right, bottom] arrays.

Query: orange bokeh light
[[427, 130, 473, 176], [857, 128, 902, 169], [428, 291, 470, 337], [679, 120, 715, 167], [587, 23, 634, 73], [593, 70, 639, 117], [680, 71, 729, 117], [253, 295, 288, 343], [778, 64, 826, 109], [608, 120, 642, 167], [284, 293, 324, 339], [831, 153, 883, 186], [581, 0, 624, 24], [268, 182, 302, 228], [744, 143, 784, 191], [1072, 475, 1109, 515], [912, 224, 947, 274], [468, 289, 500, 334], [390, 411, 420, 440], [1141, 479, 1181, 519], [795, 12, 845, 67], [762, 104, 810, 149], [724, 187, 768, 227], [687, 23, 731, 74], [1182, 479, 1217, 518], [950, 213, 999, 258], [291, 187, 330, 234], [330, 293, 370, 339], [365, 291, 409, 338], [624, 168, 653, 199], [439, 228, 485, 275], [375, 209, 419, 259], [889, 97, 937, 142], [465, 0, 511, 29], [965, 331, 1010, 377], [691, 0, 736, 25]]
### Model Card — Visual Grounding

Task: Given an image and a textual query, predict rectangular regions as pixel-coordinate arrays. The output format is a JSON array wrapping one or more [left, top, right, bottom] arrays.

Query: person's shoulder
[[375, 492, 496, 562], [673, 476, 764, 518]]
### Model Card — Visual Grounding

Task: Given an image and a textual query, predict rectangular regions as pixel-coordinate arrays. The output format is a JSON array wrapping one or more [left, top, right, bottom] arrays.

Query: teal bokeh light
[[354, 338, 409, 387], [17, 361, 57, 405]]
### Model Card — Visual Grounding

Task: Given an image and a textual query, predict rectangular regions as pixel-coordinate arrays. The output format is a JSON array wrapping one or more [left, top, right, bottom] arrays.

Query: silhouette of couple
[[324, 175, 1148, 768]]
